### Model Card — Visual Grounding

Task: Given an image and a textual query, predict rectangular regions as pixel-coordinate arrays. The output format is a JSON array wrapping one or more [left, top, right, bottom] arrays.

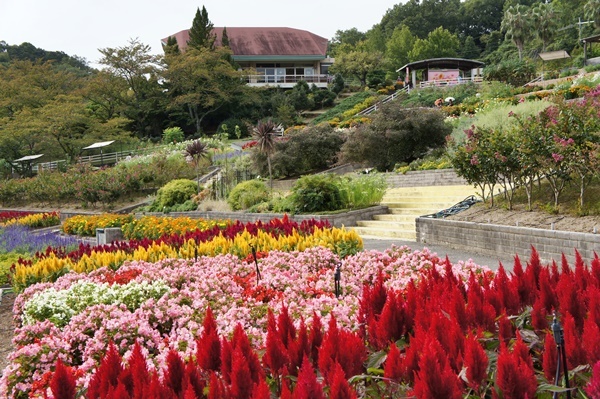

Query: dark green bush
[[291, 174, 342, 213], [151, 179, 198, 211], [227, 180, 270, 211], [312, 91, 375, 124], [218, 118, 249, 139]]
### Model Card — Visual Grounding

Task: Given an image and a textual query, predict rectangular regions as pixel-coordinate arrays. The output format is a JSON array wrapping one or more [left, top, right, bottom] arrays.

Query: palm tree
[[501, 5, 532, 60], [531, 3, 556, 53], [585, 0, 600, 30], [252, 120, 277, 190], [184, 140, 209, 193]]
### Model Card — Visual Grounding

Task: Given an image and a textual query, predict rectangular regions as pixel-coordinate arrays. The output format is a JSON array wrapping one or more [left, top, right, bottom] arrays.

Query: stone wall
[[386, 169, 468, 188], [416, 217, 600, 264], [140, 205, 389, 229]]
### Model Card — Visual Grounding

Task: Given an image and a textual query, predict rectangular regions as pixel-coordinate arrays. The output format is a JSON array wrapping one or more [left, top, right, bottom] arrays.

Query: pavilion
[[397, 58, 485, 89]]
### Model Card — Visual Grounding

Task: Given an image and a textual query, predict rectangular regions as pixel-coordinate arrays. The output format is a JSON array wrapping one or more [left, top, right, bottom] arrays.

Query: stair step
[[352, 227, 417, 240], [382, 195, 474, 202], [356, 220, 415, 229], [373, 214, 416, 222], [384, 202, 460, 209]]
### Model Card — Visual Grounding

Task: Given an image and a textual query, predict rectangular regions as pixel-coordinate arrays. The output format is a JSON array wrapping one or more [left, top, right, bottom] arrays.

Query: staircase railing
[[356, 86, 410, 116]]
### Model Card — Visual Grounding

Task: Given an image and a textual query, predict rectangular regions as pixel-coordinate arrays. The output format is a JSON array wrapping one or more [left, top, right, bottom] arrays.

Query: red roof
[[162, 27, 328, 57]]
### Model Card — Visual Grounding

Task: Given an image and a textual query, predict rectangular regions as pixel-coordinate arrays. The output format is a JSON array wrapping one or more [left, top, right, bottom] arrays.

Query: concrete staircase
[[352, 185, 479, 240]]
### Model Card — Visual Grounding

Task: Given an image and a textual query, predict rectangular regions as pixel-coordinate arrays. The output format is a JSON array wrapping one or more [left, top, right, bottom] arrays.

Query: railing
[[245, 74, 330, 86], [356, 86, 410, 116], [418, 76, 483, 88]]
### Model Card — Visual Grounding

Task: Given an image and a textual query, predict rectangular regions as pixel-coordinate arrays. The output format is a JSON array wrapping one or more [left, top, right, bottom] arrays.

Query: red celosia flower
[[490, 265, 521, 315], [512, 255, 535, 307], [127, 342, 150, 399], [164, 349, 185, 396], [591, 256, 600, 287], [466, 272, 497, 332], [573, 250, 589, 293], [208, 371, 228, 399], [463, 335, 488, 391], [495, 341, 537, 399], [309, 312, 323, 366], [250, 378, 271, 399], [384, 343, 404, 383], [50, 359, 77, 399], [583, 317, 600, 365], [557, 273, 586, 332], [197, 307, 221, 372], [277, 305, 296, 347], [525, 247, 542, 289], [588, 286, 600, 328], [537, 267, 558, 313], [287, 317, 309, 376], [293, 355, 325, 399], [563, 312, 587, 368], [329, 362, 358, 399], [371, 290, 407, 350], [231, 324, 264, 384], [413, 337, 463, 399], [263, 310, 289, 375], [230, 346, 253, 399], [498, 313, 514, 344], [88, 342, 124, 399], [531, 297, 549, 331], [586, 360, 600, 399], [542, 332, 558, 382], [184, 360, 206, 399]]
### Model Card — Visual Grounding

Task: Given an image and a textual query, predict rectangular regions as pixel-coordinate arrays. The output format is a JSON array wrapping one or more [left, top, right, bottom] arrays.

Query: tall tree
[[584, 0, 600, 29], [531, 2, 556, 52], [188, 6, 215, 50], [329, 28, 367, 57], [328, 49, 383, 87], [164, 47, 245, 134], [501, 4, 532, 60], [252, 120, 277, 189], [163, 36, 180, 56], [386, 25, 416, 71], [408, 27, 460, 61], [98, 38, 166, 138], [221, 27, 230, 47]]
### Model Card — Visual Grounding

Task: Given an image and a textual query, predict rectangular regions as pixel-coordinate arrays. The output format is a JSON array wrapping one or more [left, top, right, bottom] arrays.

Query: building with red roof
[[162, 27, 333, 88]]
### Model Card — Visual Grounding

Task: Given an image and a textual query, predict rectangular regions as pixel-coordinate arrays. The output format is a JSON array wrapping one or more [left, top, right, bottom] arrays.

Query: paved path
[[361, 237, 516, 271]]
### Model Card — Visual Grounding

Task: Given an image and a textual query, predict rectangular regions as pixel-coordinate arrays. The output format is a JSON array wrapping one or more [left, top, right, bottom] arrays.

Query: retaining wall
[[140, 205, 389, 229], [416, 217, 600, 264], [386, 169, 468, 188]]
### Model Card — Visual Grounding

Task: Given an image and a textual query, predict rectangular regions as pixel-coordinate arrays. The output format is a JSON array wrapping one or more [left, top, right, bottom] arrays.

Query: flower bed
[[13, 216, 362, 292], [0, 211, 60, 228]]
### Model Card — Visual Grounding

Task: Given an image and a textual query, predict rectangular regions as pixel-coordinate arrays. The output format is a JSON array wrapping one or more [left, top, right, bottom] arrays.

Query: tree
[[531, 2, 557, 52], [221, 27, 230, 47], [163, 47, 245, 134], [329, 28, 367, 57], [584, 0, 600, 29], [340, 103, 450, 172], [252, 120, 277, 189], [328, 50, 383, 87], [460, 36, 481, 59], [501, 5, 532, 60], [385, 25, 416, 72], [408, 26, 460, 61], [163, 36, 180, 56], [183, 139, 209, 192], [98, 38, 166, 138], [188, 6, 215, 50]]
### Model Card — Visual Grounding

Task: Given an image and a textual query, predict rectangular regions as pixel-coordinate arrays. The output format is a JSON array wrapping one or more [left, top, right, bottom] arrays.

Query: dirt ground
[[0, 292, 15, 375]]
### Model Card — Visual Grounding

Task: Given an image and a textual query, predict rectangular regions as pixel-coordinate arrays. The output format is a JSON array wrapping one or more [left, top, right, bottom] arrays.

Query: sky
[[1, 0, 401, 67]]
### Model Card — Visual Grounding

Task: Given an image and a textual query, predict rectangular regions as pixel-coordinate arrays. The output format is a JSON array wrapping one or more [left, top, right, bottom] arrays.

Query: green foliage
[[187, 6, 215, 49], [329, 50, 384, 87], [162, 127, 185, 144], [408, 27, 460, 61], [336, 173, 388, 209], [227, 179, 270, 211], [218, 118, 249, 138], [291, 174, 342, 213], [341, 104, 451, 171], [0, 253, 23, 286], [483, 59, 536, 86], [330, 74, 345, 94], [152, 179, 198, 211], [266, 124, 346, 178]]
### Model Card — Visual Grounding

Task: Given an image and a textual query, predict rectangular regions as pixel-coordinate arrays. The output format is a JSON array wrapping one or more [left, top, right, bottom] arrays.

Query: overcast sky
[[1, 0, 401, 67]]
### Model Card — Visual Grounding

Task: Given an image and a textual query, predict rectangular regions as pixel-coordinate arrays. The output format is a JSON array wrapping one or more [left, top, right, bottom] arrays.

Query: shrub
[[291, 174, 342, 213], [336, 173, 387, 209], [340, 104, 450, 172], [312, 91, 375, 124], [483, 59, 536, 86], [267, 124, 346, 178], [227, 180, 270, 211], [151, 179, 198, 211], [218, 118, 249, 139], [162, 127, 185, 144]]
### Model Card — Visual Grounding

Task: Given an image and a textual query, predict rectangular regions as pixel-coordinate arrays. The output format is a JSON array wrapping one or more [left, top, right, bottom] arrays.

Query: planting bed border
[[416, 217, 600, 264]]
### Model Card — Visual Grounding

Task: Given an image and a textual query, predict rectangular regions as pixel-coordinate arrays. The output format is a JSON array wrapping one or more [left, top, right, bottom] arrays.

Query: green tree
[[460, 36, 481, 59], [385, 25, 416, 72], [340, 103, 450, 171], [221, 27, 230, 47], [328, 50, 383, 87], [501, 4, 532, 60], [329, 28, 367, 57], [188, 6, 215, 50], [531, 2, 557, 52], [163, 36, 180, 56], [98, 38, 166, 138], [584, 0, 600, 29], [408, 26, 460, 61], [164, 47, 245, 134]]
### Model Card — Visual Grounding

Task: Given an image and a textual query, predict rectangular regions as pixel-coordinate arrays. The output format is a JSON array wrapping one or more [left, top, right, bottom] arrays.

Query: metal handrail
[[421, 195, 481, 218], [356, 86, 409, 116]]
